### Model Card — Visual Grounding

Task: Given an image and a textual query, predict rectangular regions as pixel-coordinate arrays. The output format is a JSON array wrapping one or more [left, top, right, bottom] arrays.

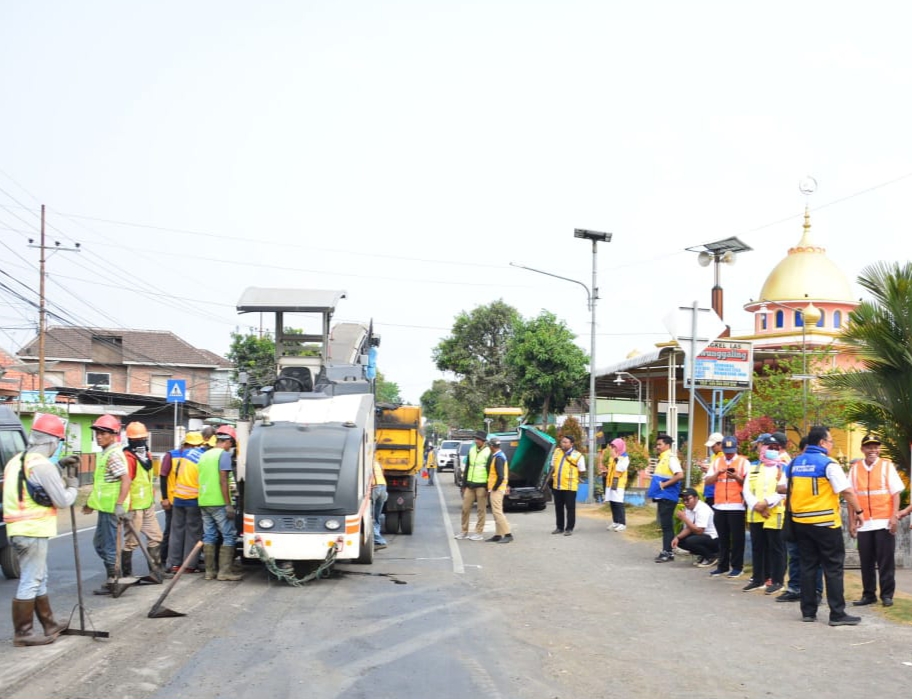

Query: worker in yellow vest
[[550, 435, 587, 536], [853, 434, 903, 607], [2, 413, 78, 646], [456, 430, 491, 541], [742, 434, 788, 594], [166, 431, 205, 574], [82, 414, 132, 596], [121, 422, 163, 575], [486, 437, 512, 543]]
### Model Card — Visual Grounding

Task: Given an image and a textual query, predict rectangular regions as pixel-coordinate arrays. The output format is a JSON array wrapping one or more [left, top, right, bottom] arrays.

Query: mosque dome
[[757, 209, 854, 303]]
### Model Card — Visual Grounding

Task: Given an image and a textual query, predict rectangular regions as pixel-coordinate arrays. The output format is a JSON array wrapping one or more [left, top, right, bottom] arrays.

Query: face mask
[[764, 450, 780, 460]]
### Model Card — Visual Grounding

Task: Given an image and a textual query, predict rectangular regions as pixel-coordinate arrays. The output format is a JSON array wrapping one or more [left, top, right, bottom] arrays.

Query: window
[[760, 314, 767, 331], [775, 310, 784, 328], [834, 310, 842, 328], [44, 371, 65, 387], [795, 311, 803, 328], [86, 372, 111, 391], [150, 374, 172, 398], [816, 310, 825, 327]]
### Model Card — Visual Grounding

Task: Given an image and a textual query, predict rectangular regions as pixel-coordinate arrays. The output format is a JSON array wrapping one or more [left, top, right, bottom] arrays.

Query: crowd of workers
[[2, 413, 242, 647], [646, 426, 903, 627]]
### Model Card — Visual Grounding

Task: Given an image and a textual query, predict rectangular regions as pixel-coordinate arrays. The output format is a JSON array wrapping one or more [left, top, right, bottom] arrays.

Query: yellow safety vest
[[372, 460, 386, 487], [551, 448, 583, 491], [606, 456, 628, 491], [127, 451, 154, 510], [2, 453, 57, 538], [487, 452, 509, 492], [790, 458, 841, 528], [745, 463, 785, 528], [87, 446, 131, 513], [173, 449, 202, 500]]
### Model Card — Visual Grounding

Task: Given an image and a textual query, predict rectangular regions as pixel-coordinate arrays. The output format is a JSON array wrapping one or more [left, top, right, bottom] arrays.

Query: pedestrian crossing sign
[[166, 379, 187, 403]]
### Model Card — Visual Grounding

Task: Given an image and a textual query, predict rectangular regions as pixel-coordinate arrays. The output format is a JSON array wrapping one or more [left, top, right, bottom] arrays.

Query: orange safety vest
[[711, 453, 748, 506], [850, 457, 895, 521]]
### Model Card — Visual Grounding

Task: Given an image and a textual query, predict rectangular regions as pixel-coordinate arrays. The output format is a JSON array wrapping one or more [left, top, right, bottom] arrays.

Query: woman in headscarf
[[606, 438, 629, 531]]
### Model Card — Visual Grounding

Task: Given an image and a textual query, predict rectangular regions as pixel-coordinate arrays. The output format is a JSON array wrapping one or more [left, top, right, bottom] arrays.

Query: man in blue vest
[[647, 434, 683, 562]]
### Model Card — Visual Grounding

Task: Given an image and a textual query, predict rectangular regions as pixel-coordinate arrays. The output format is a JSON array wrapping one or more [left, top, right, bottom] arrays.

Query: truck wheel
[[385, 511, 400, 534], [0, 544, 20, 580], [354, 521, 374, 564], [400, 510, 413, 535]]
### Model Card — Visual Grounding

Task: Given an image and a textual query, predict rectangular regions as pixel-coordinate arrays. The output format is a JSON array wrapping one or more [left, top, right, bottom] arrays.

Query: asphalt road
[[3, 486, 912, 698]]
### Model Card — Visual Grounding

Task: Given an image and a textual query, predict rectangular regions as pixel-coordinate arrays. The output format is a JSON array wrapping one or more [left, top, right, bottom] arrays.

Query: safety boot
[[34, 595, 67, 640], [12, 599, 53, 646], [147, 544, 162, 568], [120, 550, 133, 578], [203, 544, 218, 580], [93, 564, 117, 595], [217, 546, 243, 581]]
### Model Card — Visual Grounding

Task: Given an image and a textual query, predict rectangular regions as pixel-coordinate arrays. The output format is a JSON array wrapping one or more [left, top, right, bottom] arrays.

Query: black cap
[[680, 487, 699, 500], [474, 430, 488, 441], [763, 434, 783, 446], [861, 434, 881, 446]]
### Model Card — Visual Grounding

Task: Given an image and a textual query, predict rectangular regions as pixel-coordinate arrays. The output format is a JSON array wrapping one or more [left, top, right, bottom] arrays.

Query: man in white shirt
[[671, 488, 718, 567]]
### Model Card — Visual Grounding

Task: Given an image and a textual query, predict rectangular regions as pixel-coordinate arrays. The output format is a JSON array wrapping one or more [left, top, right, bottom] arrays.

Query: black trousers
[[748, 521, 786, 584], [795, 523, 846, 620], [857, 528, 896, 600], [713, 508, 746, 571], [678, 534, 719, 559], [553, 489, 577, 531], [609, 501, 626, 525], [656, 499, 676, 552]]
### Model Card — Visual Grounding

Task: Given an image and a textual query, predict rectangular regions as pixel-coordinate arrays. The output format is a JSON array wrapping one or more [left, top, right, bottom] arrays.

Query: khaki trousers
[[124, 507, 163, 551], [461, 486, 488, 533], [489, 490, 511, 536]]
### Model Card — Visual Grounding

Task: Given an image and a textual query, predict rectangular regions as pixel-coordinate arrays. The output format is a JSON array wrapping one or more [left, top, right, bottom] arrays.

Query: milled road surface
[[3, 485, 912, 698]]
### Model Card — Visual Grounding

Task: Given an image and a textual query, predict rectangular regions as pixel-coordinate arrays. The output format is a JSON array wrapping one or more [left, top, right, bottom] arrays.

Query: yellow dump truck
[[375, 403, 424, 535]]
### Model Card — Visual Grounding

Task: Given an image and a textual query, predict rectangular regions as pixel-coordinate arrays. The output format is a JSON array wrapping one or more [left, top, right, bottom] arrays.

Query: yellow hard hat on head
[[184, 432, 204, 446]]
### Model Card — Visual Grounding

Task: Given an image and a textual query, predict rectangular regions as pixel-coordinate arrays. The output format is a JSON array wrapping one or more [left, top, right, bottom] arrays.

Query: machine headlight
[[258, 518, 275, 530], [324, 519, 342, 531]]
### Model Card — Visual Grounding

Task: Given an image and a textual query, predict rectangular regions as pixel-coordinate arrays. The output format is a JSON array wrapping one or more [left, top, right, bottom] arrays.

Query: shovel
[[110, 519, 137, 599], [122, 519, 163, 584], [148, 540, 203, 618], [61, 459, 109, 639]]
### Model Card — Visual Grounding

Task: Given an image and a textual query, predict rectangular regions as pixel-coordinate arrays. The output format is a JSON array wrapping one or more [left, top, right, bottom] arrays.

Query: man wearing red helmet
[[2, 413, 79, 645], [82, 413, 132, 595]]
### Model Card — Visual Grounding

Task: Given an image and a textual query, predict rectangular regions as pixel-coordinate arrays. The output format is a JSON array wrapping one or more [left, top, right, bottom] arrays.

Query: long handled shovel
[[62, 483, 109, 639], [122, 519, 163, 584], [148, 540, 203, 619]]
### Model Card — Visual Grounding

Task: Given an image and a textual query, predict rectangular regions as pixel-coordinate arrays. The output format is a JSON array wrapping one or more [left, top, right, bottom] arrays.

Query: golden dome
[[757, 208, 854, 303]]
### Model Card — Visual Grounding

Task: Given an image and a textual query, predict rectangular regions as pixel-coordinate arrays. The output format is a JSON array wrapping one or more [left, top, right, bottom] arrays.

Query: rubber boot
[[147, 544, 162, 568], [203, 544, 218, 580], [93, 564, 116, 595], [217, 546, 243, 581], [34, 595, 67, 640], [121, 550, 133, 578], [12, 599, 53, 647]]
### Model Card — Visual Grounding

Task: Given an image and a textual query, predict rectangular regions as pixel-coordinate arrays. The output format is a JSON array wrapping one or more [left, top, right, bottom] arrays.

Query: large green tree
[[420, 379, 475, 428], [731, 348, 848, 439], [505, 310, 588, 427], [824, 261, 912, 473], [432, 300, 520, 424]]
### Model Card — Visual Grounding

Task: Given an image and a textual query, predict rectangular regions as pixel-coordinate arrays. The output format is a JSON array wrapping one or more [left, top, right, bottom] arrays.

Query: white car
[[436, 440, 461, 472]]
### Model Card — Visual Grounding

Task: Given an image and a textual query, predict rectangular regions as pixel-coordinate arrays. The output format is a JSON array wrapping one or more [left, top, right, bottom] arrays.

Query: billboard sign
[[684, 340, 753, 391]]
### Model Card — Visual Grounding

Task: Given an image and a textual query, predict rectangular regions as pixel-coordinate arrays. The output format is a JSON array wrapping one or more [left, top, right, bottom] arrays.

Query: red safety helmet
[[125, 422, 149, 439], [32, 413, 66, 439], [90, 414, 121, 435], [215, 425, 237, 441]]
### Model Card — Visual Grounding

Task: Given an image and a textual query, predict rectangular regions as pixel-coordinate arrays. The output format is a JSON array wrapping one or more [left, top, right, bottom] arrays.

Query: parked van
[[0, 406, 27, 579]]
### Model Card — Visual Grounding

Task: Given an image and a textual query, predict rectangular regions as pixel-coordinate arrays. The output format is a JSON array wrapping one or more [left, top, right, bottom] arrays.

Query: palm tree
[[824, 261, 912, 473]]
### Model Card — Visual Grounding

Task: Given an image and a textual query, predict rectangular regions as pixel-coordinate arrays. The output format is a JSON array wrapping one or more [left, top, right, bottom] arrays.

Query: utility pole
[[27, 205, 80, 402]]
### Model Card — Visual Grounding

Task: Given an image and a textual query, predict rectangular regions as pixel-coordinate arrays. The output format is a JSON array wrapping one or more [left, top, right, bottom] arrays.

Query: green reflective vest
[[128, 452, 154, 510], [197, 448, 226, 507], [87, 447, 129, 513]]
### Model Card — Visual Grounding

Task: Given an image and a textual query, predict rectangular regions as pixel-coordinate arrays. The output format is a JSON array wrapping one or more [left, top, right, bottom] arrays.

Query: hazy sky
[[1, 2, 910, 402]]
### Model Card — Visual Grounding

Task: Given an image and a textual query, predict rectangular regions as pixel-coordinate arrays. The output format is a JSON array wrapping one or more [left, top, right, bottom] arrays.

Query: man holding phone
[[703, 435, 748, 578]]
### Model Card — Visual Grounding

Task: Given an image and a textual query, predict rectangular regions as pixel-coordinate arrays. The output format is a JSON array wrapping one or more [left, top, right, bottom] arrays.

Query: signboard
[[166, 379, 187, 403], [684, 340, 753, 390]]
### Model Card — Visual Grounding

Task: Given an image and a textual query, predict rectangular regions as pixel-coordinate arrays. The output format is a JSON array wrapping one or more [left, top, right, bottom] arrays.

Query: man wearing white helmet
[[2, 413, 79, 646]]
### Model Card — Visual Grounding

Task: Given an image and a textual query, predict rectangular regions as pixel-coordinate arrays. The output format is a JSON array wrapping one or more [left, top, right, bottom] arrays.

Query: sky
[[2, 1, 911, 404]]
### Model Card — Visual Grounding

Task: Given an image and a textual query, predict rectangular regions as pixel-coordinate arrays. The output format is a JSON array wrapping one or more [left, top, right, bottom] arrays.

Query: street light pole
[[510, 227, 612, 505]]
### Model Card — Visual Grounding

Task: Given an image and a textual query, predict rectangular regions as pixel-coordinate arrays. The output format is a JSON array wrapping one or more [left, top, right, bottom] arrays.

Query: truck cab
[[0, 406, 27, 578]]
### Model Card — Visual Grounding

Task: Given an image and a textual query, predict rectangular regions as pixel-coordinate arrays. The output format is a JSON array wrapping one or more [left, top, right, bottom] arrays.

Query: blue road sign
[[166, 379, 187, 403]]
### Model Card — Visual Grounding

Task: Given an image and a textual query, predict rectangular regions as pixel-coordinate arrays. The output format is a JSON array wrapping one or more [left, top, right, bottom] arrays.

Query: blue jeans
[[11, 536, 48, 599], [372, 485, 388, 545], [786, 539, 823, 593], [93, 511, 119, 567], [200, 506, 237, 546]]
